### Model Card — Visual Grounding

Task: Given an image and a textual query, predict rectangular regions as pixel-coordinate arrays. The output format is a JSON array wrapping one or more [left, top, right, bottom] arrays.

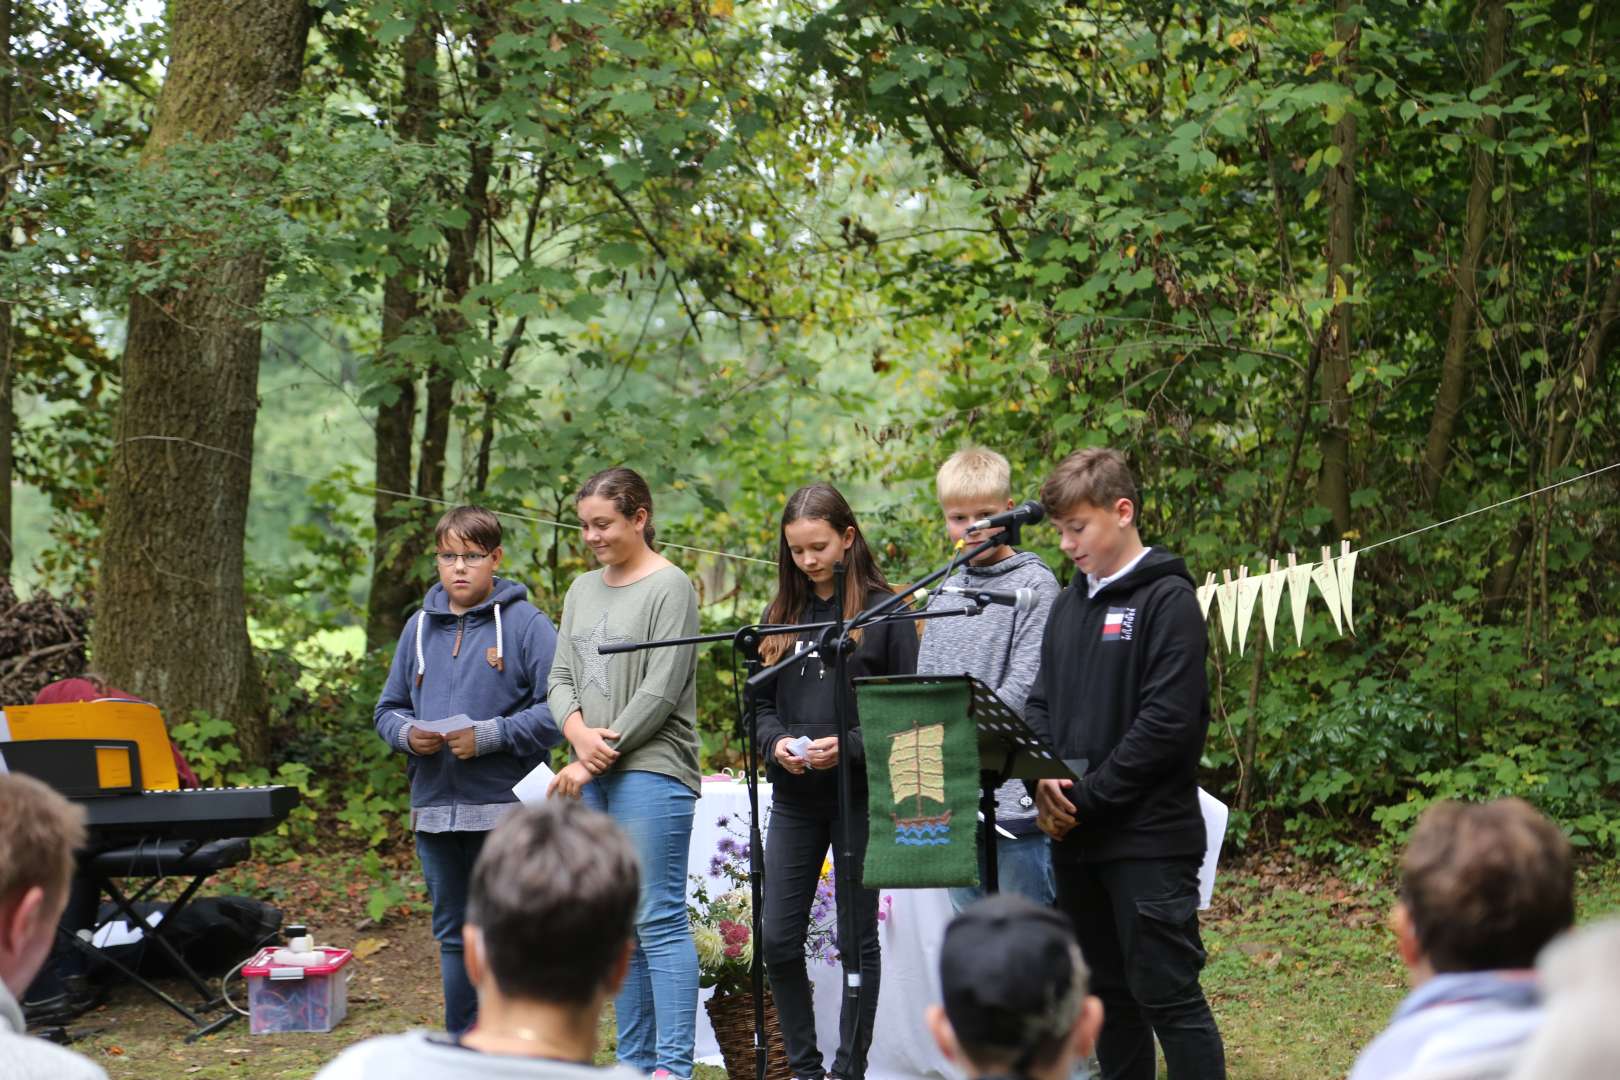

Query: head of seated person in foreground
[[1349, 797, 1574, 1080], [1504, 917, 1620, 1080], [0, 774, 109, 1080], [314, 800, 643, 1080], [928, 893, 1103, 1080]]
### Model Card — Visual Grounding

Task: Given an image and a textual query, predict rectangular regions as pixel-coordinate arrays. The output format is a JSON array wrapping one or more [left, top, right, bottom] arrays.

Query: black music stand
[[851, 673, 1073, 892]]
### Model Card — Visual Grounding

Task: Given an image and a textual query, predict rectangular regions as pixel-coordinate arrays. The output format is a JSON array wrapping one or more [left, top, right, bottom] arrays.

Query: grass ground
[[59, 855, 1620, 1080]]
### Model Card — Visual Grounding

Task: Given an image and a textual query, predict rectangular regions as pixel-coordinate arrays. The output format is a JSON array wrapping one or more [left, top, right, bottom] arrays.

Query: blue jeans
[[948, 829, 1056, 913], [415, 829, 489, 1034], [582, 769, 700, 1078]]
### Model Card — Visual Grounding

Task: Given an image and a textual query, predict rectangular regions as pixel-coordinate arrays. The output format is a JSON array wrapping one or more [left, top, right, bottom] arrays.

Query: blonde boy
[[916, 448, 1060, 909]]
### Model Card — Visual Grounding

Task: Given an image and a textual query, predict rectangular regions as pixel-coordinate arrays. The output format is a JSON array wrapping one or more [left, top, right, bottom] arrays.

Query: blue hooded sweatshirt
[[374, 577, 561, 824]]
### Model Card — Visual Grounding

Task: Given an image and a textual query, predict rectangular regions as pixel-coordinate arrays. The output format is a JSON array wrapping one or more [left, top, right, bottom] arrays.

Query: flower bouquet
[[691, 817, 793, 1080]]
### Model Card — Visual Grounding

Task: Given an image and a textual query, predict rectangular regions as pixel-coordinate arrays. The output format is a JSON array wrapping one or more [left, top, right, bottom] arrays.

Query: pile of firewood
[[0, 580, 88, 706]]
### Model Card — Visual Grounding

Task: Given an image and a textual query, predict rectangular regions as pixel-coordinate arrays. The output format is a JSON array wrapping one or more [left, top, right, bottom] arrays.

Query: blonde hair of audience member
[[1503, 918, 1620, 1080], [0, 774, 86, 999]]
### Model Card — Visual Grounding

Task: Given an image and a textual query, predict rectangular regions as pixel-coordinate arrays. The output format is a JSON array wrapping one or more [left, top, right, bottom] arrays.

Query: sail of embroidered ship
[[889, 723, 951, 846]]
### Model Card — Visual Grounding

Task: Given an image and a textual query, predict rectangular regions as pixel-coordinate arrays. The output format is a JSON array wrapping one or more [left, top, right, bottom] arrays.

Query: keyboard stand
[[65, 837, 253, 1041]]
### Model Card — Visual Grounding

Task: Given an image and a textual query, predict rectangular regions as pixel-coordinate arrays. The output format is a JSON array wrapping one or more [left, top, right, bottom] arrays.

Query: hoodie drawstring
[[414, 610, 427, 687], [416, 600, 506, 685]]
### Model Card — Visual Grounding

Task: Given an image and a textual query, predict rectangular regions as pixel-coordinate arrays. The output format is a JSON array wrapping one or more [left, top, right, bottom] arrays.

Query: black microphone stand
[[742, 528, 1015, 1069], [600, 607, 978, 1080]]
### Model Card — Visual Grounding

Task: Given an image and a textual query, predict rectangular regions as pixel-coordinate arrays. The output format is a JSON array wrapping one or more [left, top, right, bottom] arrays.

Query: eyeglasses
[[436, 552, 490, 567]]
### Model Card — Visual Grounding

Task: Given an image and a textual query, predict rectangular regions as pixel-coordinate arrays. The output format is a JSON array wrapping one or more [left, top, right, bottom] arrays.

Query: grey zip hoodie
[[915, 550, 1060, 834]]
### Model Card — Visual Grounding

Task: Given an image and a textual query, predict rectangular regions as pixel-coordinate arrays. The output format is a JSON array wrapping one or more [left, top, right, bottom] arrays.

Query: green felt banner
[[856, 678, 980, 888]]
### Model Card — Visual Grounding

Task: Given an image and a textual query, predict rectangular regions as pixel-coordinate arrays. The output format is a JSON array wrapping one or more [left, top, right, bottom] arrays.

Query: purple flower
[[716, 815, 730, 828]]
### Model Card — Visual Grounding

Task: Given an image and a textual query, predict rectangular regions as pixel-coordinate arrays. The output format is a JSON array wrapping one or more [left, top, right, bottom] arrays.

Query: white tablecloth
[[691, 779, 956, 1080], [688, 778, 1228, 1080]]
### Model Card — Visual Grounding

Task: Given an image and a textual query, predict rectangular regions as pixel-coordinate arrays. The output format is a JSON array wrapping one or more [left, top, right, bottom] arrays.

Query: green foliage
[[9, 0, 1620, 867]]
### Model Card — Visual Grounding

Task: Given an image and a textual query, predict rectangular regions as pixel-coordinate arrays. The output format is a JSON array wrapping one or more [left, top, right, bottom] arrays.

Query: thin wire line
[[117, 435, 776, 567], [1355, 460, 1620, 555]]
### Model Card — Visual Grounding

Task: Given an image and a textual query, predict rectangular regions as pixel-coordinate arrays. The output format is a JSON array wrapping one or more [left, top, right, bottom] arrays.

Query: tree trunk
[[366, 20, 437, 652], [1316, 0, 1358, 539], [93, 0, 311, 766], [0, 0, 13, 582], [1418, 0, 1509, 503]]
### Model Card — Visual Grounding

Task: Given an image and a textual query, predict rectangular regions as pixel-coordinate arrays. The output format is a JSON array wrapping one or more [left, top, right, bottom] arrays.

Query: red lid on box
[[242, 946, 353, 978]]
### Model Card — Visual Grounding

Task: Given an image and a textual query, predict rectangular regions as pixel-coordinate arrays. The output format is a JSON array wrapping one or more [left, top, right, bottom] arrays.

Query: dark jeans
[[762, 798, 881, 1080], [1055, 856, 1226, 1080], [416, 829, 488, 1035]]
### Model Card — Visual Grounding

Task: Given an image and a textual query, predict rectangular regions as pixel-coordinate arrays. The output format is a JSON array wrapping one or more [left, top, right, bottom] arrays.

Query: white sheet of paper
[[1260, 565, 1287, 650], [975, 810, 1017, 840], [1197, 787, 1228, 910], [512, 761, 558, 804], [402, 712, 476, 736], [1286, 558, 1314, 645], [787, 735, 813, 760], [1235, 567, 1261, 656]]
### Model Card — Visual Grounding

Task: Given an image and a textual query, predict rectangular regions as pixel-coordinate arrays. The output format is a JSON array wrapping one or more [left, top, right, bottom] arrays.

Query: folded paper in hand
[[512, 761, 558, 804], [399, 712, 476, 736]]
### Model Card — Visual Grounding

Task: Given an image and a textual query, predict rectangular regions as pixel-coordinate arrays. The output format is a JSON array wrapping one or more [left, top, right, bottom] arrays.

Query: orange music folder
[[0, 701, 181, 790]]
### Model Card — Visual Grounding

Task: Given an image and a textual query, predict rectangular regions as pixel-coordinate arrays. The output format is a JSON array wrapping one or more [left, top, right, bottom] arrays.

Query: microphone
[[940, 585, 1038, 613], [968, 500, 1046, 534]]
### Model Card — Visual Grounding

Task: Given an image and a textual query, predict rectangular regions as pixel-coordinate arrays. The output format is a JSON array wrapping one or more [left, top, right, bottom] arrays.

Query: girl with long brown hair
[[754, 482, 917, 1080]]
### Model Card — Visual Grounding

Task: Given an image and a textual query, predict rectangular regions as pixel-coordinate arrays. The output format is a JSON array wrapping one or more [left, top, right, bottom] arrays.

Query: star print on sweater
[[572, 611, 629, 699]]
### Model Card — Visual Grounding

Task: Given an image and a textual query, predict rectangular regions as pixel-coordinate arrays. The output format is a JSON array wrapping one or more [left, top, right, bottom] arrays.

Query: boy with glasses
[[374, 506, 565, 1034]]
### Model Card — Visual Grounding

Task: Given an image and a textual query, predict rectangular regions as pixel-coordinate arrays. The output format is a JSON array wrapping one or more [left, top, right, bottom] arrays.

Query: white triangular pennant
[[1215, 569, 1238, 652], [1236, 565, 1261, 656], [1336, 540, 1357, 634], [1196, 571, 1217, 621], [1286, 553, 1313, 645], [1311, 545, 1344, 636], [1261, 559, 1286, 650]]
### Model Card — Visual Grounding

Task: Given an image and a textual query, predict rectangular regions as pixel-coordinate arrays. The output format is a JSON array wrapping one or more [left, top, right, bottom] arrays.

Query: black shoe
[[22, 980, 103, 1028]]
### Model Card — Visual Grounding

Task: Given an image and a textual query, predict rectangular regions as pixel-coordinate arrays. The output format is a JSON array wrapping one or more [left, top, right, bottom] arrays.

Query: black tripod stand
[[740, 530, 1017, 1075], [599, 529, 1013, 1079]]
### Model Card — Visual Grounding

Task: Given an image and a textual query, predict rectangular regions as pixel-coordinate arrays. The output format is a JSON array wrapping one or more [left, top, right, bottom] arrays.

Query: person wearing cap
[[928, 894, 1104, 1080]]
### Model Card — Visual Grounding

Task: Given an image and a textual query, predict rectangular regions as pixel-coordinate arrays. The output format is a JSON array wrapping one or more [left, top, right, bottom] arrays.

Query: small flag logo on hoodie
[[1102, 607, 1136, 641]]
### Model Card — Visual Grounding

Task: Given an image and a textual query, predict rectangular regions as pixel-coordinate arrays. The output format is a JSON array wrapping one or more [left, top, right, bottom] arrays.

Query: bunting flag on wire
[[1202, 540, 1361, 652]]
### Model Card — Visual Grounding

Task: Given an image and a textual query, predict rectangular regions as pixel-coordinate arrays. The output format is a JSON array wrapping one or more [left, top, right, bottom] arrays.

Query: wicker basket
[[705, 988, 795, 1080]]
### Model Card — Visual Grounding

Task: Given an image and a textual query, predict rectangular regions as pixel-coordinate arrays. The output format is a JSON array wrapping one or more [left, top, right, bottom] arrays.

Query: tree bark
[[1418, 0, 1509, 503], [93, 0, 311, 765], [1315, 0, 1358, 538], [0, 0, 13, 582], [366, 20, 437, 652]]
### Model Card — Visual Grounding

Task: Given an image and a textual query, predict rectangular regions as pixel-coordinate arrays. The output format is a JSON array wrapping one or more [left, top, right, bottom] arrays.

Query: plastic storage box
[[242, 946, 352, 1034]]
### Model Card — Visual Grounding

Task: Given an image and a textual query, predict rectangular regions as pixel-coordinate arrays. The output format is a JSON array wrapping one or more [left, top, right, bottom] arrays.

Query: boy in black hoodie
[[1025, 449, 1226, 1080]]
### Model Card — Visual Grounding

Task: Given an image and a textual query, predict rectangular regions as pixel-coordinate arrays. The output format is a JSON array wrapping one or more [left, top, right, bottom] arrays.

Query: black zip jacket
[[1024, 548, 1210, 863], [754, 590, 919, 808]]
